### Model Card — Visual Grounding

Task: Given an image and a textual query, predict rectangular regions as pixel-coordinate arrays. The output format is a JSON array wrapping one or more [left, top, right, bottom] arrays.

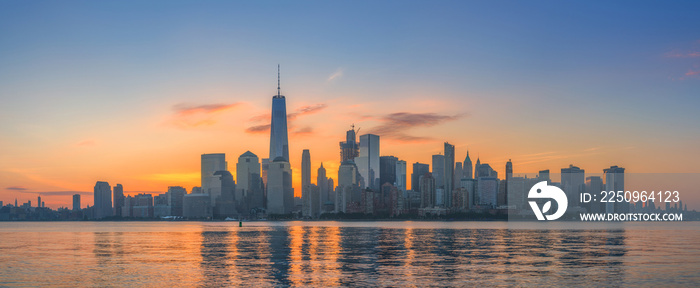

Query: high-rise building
[[432, 154, 445, 190], [317, 163, 330, 208], [339, 127, 359, 162], [505, 160, 513, 206], [454, 162, 463, 183], [269, 65, 290, 163], [183, 193, 211, 219], [337, 160, 360, 212], [201, 153, 227, 205], [443, 142, 455, 208], [301, 149, 312, 217], [267, 157, 293, 215], [93, 181, 112, 219], [538, 169, 550, 182], [213, 170, 237, 218], [113, 184, 124, 217], [604, 166, 625, 213], [585, 176, 604, 213], [396, 160, 407, 192], [561, 164, 585, 206], [356, 134, 380, 189], [37, 196, 41, 208], [72, 194, 81, 211], [463, 151, 473, 179], [379, 156, 398, 187], [411, 162, 430, 192], [419, 173, 436, 208], [236, 151, 263, 210], [167, 186, 186, 216]]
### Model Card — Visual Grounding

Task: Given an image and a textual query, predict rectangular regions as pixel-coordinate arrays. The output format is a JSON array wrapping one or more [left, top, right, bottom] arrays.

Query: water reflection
[[2, 222, 688, 287], [194, 226, 631, 286]]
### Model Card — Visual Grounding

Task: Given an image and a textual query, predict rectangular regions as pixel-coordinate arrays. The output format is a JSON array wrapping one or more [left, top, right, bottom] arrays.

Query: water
[[0, 221, 698, 287]]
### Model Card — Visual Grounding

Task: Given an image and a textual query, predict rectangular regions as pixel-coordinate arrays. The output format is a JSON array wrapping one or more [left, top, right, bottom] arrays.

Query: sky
[[1, 1, 699, 209]]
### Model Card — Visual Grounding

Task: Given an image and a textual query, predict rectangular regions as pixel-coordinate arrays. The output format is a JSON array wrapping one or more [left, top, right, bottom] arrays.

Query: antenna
[[277, 64, 281, 97]]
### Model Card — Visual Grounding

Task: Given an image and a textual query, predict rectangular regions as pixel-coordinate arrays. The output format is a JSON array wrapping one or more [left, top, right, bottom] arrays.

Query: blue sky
[[1, 1, 699, 207]]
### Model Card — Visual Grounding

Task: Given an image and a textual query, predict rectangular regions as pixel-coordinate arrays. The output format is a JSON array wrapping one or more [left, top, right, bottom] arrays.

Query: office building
[[443, 142, 455, 207], [267, 157, 293, 215], [93, 181, 112, 219], [561, 164, 585, 206], [411, 162, 430, 193], [356, 134, 380, 189], [301, 149, 312, 217], [201, 153, 227, 205], [463, 151, 473, 179], [379, 155, 398, 187], [73, 194, 81, 211], [113, 184, 124, 217], [269, 65, 290, 163], [339, 127, 359, 162]]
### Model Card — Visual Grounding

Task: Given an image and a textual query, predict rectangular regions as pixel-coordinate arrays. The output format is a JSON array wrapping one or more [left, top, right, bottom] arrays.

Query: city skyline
[[1, 1, 700, 209]]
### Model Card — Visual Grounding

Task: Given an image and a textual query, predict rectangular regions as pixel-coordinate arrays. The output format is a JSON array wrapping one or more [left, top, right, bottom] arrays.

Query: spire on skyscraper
[[277, 64, 281, 97]]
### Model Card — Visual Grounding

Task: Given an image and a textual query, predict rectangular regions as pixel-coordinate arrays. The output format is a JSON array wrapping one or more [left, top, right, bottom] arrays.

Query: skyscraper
[[463, 151, 473, 179], [201, 153, 227, 206], [356, 134, 380, 189], [379, 155, 398, 187], [561, 164, 584, 206], [267, 157, 293, 215], [301, 149, 311, 217], [604, 166, 625, 213], [396, 160, 407, 192], [339, 126, 359, 162], [113, 184, 124, 217], [317, 163, 330, 207], [419, 173, 436, 208], [269, 65, 290, 163], [505, 160, 513, 206], [93, 181, 112, 219], [72, 194, 81, 211], [432, 154, 445, 190], [443, 142, 455, 208], [411, 162, 430, 192], [236, 151, 263, 210]]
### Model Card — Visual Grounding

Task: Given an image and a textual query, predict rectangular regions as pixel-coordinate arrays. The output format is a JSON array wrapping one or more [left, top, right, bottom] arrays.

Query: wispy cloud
[[173, 103, 240, 116], [245, 103, 327, 134], [169, 102, 241, 129], [367, 112, 464, 143], [291, 126, 313, 136], [6, 186, 28, 191], [287, 104, 327, 120], [327, 68, 343, 82], [245, 124, 271, 134], [666, 41, 700, 80]]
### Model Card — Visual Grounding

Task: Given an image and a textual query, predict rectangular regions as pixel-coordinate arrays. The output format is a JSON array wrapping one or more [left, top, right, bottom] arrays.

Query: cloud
[[6, 186, 28, 191], [327, 68, 344, 82], [291, 126, 313, 136], [19, 191, 91, 196], [168, 102, 241, 129], [173, 103, 240, 116], [245, 103, 327, 134], [686, 69, 700, 76], [287, 104, 327, 120], [666, 51, 700, 58], [246, 124, 271, 134], [367, 112, 464, 143]]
